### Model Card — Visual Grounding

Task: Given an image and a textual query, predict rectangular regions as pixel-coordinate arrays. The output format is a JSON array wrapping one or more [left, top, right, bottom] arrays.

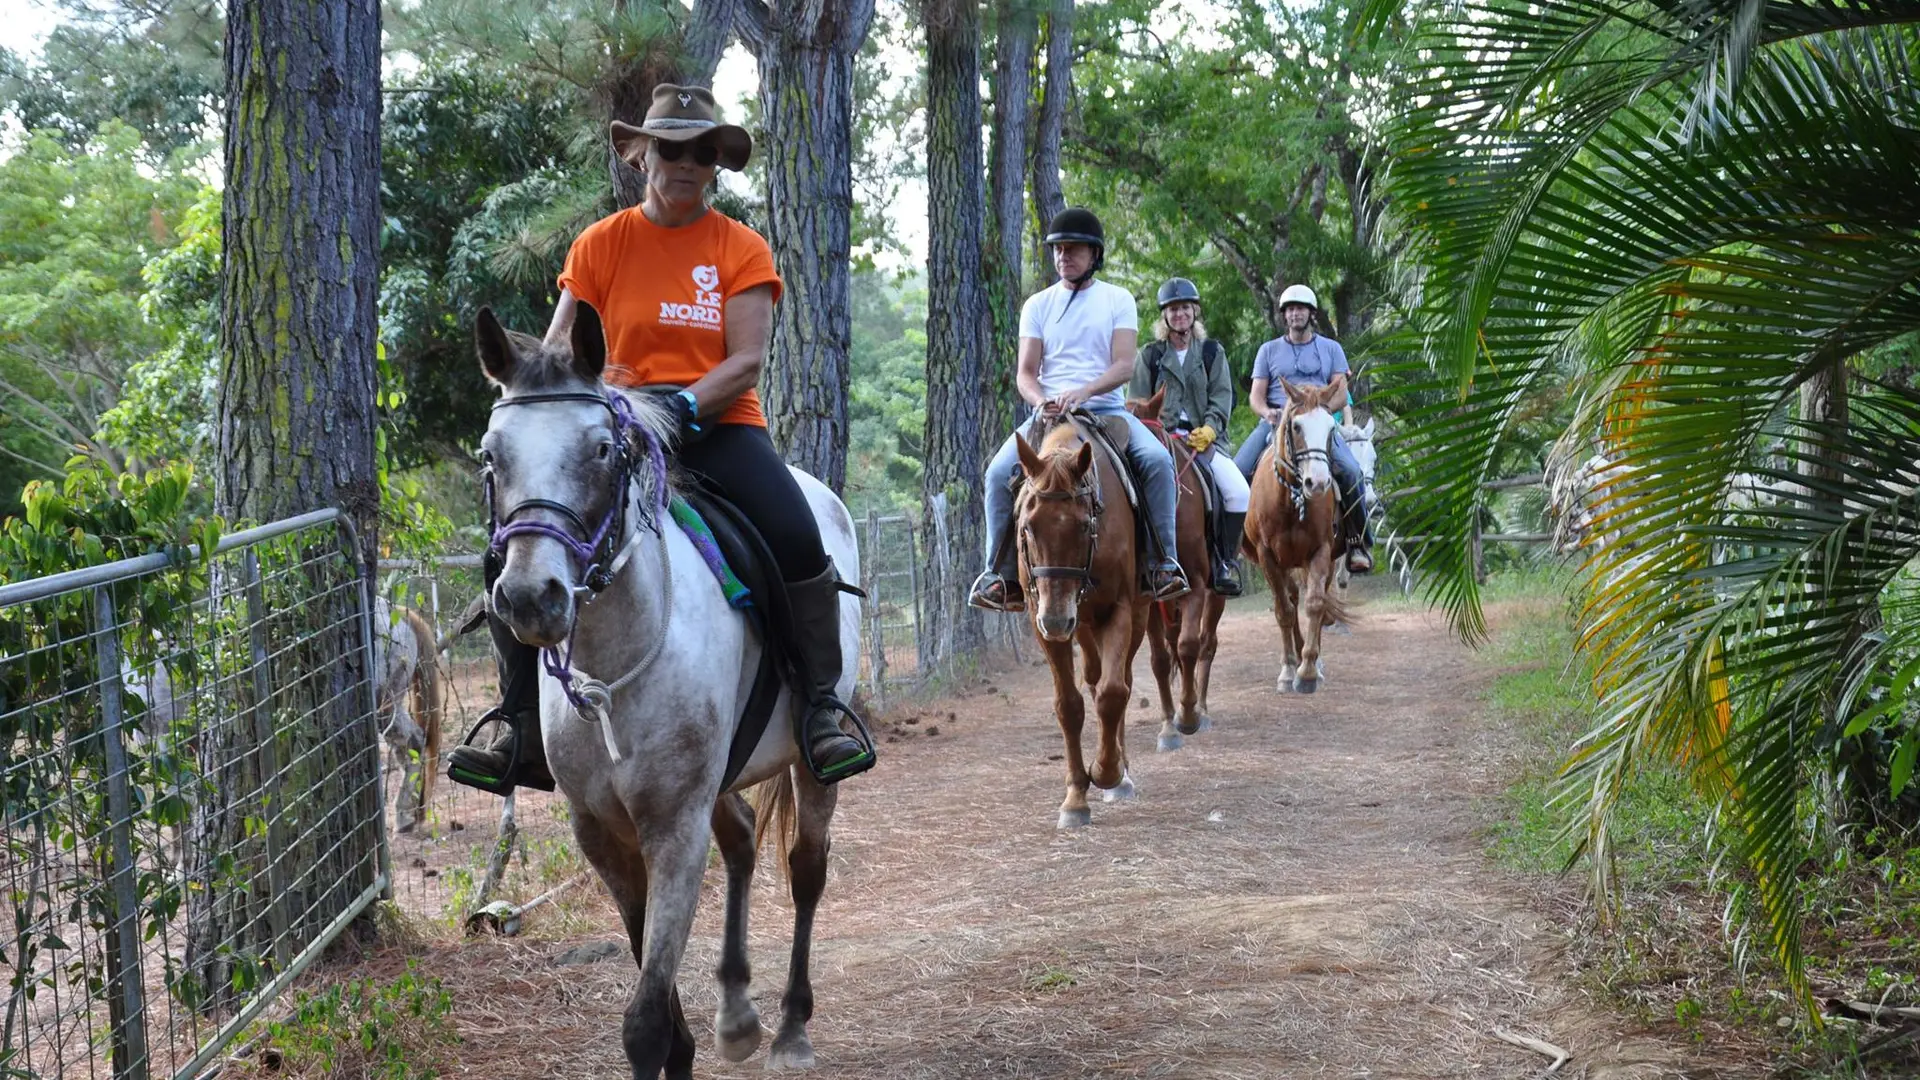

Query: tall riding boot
[[447, 609, 557, 795], [1338, 485, 1373, 574], [788, 559, 878, 785], [1213, 510, 1247, 596]]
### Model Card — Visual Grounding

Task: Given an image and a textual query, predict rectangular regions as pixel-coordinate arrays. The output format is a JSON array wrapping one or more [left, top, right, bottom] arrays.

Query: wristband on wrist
[[675, 390, 702, 430]]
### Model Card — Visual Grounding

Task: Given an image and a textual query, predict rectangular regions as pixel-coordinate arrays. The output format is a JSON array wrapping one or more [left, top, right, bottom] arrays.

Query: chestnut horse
[[1244, 380, 1350, 693], [1124, 390, 1226, 752], [1014, 416, 1148, 828]]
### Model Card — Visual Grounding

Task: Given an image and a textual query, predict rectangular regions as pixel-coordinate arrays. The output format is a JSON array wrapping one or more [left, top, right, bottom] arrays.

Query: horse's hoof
[[1057, 807, 1092, 829], [717, 1009, 763, 1063], [1175, 715, 1201, 736], [1157, 732, 1183, 752], [1195, 712, 1214, 732], [1276, 672, 1296, 693], [766, 1032, 817, 1071], [1330, 622, 1352, 636], [1102, 773, 1137, 803], [1294, 678, 1319, 695]]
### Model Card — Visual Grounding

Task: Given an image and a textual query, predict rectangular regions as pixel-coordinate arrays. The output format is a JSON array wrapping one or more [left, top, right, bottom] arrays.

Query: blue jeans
[[983, 407, 1181, 570]]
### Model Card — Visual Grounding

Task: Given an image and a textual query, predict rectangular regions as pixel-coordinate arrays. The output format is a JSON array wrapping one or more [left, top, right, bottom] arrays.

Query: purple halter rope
[[487, 389, 669, 716]]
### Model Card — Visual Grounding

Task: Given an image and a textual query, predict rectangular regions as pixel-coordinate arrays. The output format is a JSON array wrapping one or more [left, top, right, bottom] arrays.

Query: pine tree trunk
[[988, 0, 1036, 432], [201, 0, 381, 1010], [923, 0, 993, 660], [748, 0, 876, 494], [1029, 0, 1071, 274]]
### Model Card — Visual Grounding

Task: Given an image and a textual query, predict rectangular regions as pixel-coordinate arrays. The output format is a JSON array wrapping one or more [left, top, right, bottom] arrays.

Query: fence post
[[243, 551, 294, 968], [931, 493, 955, 683], [864, 508, 886, 714], [90, 587, 150, 1080], [905, 512, 924, 682]]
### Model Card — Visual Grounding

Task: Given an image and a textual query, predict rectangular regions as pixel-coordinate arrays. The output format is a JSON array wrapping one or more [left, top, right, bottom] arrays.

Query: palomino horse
[[476, 304, 856, 1078], [1244, 379, 1350, 693], [371, 598, 445, 833], [1124, 389, 1226, 752], [1014, 415, 1148, 827]]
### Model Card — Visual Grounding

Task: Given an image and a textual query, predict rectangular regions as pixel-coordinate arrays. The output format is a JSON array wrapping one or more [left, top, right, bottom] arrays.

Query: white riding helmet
[[1278, 284, 1319, 310]]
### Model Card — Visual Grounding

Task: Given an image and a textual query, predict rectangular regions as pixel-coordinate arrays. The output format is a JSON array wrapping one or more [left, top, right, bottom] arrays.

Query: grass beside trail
[[1469, 568, 1920, 1077]]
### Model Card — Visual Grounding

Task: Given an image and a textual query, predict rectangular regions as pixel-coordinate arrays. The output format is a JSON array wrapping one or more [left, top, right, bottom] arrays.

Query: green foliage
[[846, 269, 929, 513], [1379, 0, 1920, 1006], [245, 964, 459, 1080], [0, 121, 203, 499], [379, 58, 592, 460], [0, 18, 219, 161]]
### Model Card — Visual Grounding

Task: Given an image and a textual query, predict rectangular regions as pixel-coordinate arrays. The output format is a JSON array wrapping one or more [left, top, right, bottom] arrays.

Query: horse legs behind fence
[[766, 768, 837, 1070], [1043, 636, 1094, 829], [709, 792, 762, 1063]]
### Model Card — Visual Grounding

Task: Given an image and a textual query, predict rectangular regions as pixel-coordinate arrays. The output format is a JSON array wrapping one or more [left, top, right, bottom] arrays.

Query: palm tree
[[1368, 0, 1920, 1005]]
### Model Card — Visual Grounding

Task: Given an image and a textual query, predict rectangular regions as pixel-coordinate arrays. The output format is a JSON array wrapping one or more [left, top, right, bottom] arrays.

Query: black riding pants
[[677, 423, 829, 582]]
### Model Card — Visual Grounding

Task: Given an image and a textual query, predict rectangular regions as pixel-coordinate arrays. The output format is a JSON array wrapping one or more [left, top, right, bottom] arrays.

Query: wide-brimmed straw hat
[[610, 84, 752, 173]]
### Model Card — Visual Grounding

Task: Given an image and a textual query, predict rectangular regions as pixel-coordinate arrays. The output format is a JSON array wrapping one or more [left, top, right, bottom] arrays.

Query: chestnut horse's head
[[1015, 428, 1099, 642], [1280, 379, 1340, 499], [1123, 387, 1167, 425]]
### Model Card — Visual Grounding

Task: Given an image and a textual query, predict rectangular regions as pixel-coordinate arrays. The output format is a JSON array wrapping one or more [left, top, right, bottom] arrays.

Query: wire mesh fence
[[0, 510, 387, 1080]]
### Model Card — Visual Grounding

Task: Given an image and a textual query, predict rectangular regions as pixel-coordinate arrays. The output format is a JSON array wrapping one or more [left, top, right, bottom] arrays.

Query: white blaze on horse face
[[1292, 406, 1337, 495], [484, 396, 619, 647]]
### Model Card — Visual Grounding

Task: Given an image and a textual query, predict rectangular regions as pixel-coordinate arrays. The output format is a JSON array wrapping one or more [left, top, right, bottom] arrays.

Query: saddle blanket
[[669, 496, 752, 609]]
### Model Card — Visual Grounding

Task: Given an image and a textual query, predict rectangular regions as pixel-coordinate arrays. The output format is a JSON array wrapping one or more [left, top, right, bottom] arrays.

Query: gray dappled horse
[[475, 304, 858, 1078]]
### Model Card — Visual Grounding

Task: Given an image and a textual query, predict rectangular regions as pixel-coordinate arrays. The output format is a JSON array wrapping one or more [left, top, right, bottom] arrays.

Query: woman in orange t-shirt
[[449, 84, 872, 795]]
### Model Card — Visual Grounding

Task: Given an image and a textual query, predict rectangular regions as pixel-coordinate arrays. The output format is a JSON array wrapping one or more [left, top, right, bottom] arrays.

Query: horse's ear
[[1146, 386, 1165, 419], [476, 307, 516, 386], [1361, 416, 1375, 439], [1015, 432, 1045, 478], [1280, 378, 1304, 405], [1070, 441, 1094, 479], [570, 301, 608, 380]]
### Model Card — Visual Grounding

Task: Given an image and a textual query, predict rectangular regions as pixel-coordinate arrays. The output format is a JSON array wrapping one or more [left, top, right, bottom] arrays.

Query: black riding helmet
[[1044, 208, 1106, 310], [1157, 277, 1200, 308]]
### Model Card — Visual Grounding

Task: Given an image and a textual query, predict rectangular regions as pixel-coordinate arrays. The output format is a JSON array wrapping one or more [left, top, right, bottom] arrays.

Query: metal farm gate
[[0, 509, 389, 1080]]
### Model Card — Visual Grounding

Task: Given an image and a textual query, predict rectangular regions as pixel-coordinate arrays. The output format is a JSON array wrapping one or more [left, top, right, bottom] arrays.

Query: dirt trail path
[[427, 591, 1746, 1079]]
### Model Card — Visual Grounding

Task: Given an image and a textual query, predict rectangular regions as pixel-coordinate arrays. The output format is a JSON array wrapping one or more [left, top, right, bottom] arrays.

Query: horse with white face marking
[[475, 303, 856, 1079], [1243, 379, 1350, 693]]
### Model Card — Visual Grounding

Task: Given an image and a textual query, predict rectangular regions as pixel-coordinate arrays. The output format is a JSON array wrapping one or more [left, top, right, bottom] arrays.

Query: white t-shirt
[[1018, 279, 1139, 410]]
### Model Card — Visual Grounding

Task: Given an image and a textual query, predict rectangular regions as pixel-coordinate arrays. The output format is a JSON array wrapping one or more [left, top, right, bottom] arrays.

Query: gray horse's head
[[475, 303, 673, 648]]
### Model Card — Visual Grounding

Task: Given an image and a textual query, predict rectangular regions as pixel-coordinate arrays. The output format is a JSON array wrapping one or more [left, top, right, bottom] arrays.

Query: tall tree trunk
[[1029, 0, 1071, 277], [988, 0, 1036, 432], [923, 0, 993, 660], [205, 0, 381, 1010], [742, 0, 876, 493]]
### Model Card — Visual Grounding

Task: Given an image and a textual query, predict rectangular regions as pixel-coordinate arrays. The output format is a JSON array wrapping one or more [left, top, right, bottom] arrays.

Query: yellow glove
[[1186, 425, 1218, 453]]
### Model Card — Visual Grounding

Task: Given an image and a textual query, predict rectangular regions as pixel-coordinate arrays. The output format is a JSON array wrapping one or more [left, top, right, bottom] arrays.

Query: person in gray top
[[1233, 284, 1373, 573], [1129, 276, 1251, 595]]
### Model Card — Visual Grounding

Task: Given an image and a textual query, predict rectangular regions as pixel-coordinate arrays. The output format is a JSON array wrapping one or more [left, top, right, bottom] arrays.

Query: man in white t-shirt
[[969, 208, 1191, 612]]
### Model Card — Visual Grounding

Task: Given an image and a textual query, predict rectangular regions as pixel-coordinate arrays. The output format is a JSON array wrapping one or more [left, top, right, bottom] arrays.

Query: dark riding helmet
[[1157, 277, 1200, 308], [1043, 207, 1105, 250]]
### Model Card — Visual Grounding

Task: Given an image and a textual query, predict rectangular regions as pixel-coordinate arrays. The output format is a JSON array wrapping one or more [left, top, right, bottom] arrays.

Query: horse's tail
[[403, 607, 444, 815], [750, 767, 797, 886]]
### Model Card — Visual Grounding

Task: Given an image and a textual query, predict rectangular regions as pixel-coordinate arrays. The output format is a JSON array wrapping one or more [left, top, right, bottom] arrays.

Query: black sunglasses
[[655, 139, 719, 167]]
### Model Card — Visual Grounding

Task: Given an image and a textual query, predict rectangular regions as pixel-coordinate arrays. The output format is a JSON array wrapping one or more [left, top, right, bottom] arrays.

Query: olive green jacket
[[1130, 337, 1233, 433]]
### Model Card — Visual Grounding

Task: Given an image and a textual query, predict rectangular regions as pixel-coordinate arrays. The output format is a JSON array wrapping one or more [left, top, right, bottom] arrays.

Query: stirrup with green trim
[[447, 708, 556, 796], [800, 700, 877, 785]]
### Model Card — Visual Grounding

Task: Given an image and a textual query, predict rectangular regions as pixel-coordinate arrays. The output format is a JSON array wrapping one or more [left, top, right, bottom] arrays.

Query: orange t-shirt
[[557, 207, 784, 427]]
